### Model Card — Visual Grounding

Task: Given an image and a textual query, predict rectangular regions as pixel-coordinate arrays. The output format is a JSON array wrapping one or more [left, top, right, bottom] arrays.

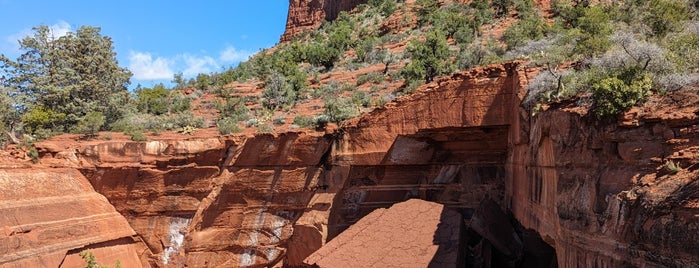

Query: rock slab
[[304, 199, 461, 268]]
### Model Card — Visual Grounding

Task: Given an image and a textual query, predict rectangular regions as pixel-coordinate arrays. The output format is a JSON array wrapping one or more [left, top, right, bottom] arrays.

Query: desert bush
[[457, 41, 505, 70], [324, 97, 358, 123], [127, 129, 147, 142], [664, 24, 699, 72], [414, 0, 440, 26], [292, 115, 316, 128], [22, 106, 66, 135], [73, 111, 105, 137], [574, 5, 612, 56], [503, 14, 549, 49], [272, 116, 286, 125], [658, 73, 699, 91], [368, 0, 397, 16], [262, 72, 297, 110], [257, 123, 273, 133], [592, 73, 652, 118], [402, 30, 453, 83], [432, 3, 472, 39], [642, 0, 690, 37], [217, 97, 250, 123], [245, 118, 259, 128], [217, 117, 242, 135], [352, 91, 372, 107], [591, 31, 671, 74], [356, 72, 385, 86]]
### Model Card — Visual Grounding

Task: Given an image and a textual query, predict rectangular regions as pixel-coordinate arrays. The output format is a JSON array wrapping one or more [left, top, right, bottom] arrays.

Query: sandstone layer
[[0, 168, 147, 268], [3, 62, 698, 267], [35, 132, 332, 267]]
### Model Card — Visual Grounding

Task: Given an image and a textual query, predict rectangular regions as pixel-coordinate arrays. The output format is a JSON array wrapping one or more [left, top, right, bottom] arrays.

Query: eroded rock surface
[[62, 132, 333, 267], [304, 199, 462, 268], [0, 169, 147, 268]]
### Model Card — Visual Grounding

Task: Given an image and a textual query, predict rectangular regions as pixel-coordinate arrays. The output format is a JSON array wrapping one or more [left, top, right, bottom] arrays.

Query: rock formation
[[0, 168, 148, 267], [3, 61, 697, 267], [303, 199, 462, 267], [280, 0, 368, 42]]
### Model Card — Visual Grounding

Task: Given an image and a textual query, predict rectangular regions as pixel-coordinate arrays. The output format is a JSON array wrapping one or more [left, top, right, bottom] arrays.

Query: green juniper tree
[[0, 25, 131, 135]]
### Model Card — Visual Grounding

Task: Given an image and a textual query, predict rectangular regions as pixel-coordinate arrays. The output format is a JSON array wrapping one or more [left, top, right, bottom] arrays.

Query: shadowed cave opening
[[328, 125, 558, 267]]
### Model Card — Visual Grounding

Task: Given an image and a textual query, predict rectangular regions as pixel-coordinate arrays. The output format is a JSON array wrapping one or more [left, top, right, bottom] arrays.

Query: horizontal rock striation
[[0, 168, 147, 268], [7, 62, 699, 267], [55, 132, 333, 267]]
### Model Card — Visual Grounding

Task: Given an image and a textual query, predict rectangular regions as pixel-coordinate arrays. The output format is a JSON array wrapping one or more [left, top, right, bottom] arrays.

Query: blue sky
[[0, 0, 288, 87]]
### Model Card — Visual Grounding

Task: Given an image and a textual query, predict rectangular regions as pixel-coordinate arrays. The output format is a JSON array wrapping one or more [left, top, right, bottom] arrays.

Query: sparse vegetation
[[665, 159, 682, 174], [0, 0, 696, 144]]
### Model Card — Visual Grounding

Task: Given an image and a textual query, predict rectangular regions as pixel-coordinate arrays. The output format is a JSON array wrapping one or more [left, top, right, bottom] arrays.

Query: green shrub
[[432, 4, 471, 39], [402, 30, 453, 83], [245, 118, 259, 128], [414, 0, 440, 26], [592, 74, 652, 118], [22, 106, 66, 134], [324, 97, 358, 123], [217, 117, 242, 135], [643, 0, 690, 37], [257, 123, 273, 133], [314, 114, 331, 128], [503, 14, 549, 49], [574, 6, 612, 56], [73, 111, 106, 137], [352, 91, 371, 107], [665, 159, 682, 174], [293, 115, 316, 128], [273, 116, 286, 125], [127, 130, 147, 142], [262, 72, 297, 110], [217, 97, 250, 122], [368, 0, 397, 16], [26, 146, 39, 164]]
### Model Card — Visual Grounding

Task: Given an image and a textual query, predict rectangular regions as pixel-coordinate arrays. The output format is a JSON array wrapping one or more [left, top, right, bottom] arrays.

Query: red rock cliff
[[5, 63, 699, 268], [280, 0, 368, 42]]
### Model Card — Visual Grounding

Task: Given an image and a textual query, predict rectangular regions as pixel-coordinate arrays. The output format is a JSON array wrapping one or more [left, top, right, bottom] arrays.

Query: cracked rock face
[[303, 199, 462, 268]]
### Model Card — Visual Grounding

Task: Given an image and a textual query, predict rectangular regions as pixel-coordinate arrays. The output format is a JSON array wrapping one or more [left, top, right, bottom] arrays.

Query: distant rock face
[[304, 199, 462, 267], [280, 0, 368, 42], [0, 168, 147, 267]]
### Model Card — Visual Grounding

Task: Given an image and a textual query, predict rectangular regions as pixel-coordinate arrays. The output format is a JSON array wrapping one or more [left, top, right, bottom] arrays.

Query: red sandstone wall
[[11, 62, 698, 267], [509, 84, 699, 267], [280, 0, 368, 42], [0, 169, 148, 267]]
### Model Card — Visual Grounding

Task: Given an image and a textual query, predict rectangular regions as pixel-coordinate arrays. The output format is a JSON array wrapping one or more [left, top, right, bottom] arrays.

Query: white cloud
[[4, 20, 72, 54], [49, 20, 72, 39], [219, 46, 252, 63], [127, 45, 254, 82], [182, 54, 218, 76], [128, 51, 174, 80]]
